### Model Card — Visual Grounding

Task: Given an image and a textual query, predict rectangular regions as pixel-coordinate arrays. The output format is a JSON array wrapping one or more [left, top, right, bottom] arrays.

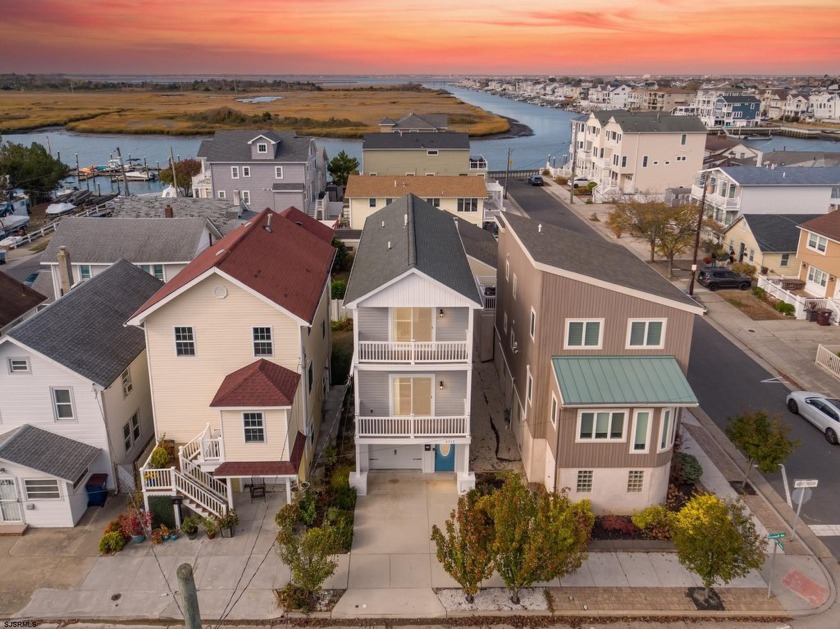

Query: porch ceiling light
[[439, 308, 444, 318], [439, 380, 444, 390]]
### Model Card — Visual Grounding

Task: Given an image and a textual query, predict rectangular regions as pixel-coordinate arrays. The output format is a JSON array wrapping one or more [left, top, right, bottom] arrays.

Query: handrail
[[180, 454, 228, 497], [173, 470, 227, 517], [356, 415, 469, 438], [358, 340, 469, 363]]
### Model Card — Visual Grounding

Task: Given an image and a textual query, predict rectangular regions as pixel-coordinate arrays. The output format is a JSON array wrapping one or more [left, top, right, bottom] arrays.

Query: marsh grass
[[0, 89, 509, 137]]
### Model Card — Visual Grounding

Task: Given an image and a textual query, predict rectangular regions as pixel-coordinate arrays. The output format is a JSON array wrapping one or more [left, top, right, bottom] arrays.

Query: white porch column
[[226, 478, 234, 510], [286, 479, 292, 504]]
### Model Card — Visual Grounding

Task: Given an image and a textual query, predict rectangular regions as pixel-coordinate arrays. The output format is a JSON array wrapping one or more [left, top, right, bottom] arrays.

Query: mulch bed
[[687, 587, 725, 611]]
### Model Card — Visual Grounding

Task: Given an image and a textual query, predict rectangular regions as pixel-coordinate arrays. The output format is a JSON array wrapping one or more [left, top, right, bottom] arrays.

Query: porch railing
[[816, 345, 840, 380], [182, 423, 224, 464], [358, 340, 469, 363], [476, 276, 496, 310], [356, 415, 469, 438]]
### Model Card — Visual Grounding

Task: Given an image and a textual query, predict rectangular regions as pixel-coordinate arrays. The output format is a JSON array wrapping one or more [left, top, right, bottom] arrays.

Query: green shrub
[[673, 452, 704, 485], [631, 506, 672, 540], [147, 495, 176, 528], [298, 490, 318, 527], [276, 583, 315, 613], [149, 446, 170, 469], [275, 503, 300, 532], [331, 279, 347, 299], [331, 318, 353, 332], [732, 261, 757, 278], [330, 464, 354, 489], [555, 176, 569, 185], [99, 531, 126, 555], [333, 485, 357, 511], [774, 301, 795, 316], [751, 286, 766, 300], [327, 507, 355, 552]]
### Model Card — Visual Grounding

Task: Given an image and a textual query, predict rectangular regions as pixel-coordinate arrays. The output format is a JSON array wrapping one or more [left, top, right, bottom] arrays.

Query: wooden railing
[[816, 345, 840, 380], [358, 340, 469, 363], [357, 415, 469, 438], [476, 276, 496, 310], [5, 201, 116, 249]]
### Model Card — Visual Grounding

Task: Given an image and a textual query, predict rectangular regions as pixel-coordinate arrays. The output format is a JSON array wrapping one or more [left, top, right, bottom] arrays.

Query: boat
[[0, 192, 31, 237], [0, 215, 29, 239], [123, 170, 157, 181], [45, 202, 76, 216]]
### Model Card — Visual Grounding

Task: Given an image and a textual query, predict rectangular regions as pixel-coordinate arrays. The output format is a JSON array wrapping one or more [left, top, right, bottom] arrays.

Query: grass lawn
[[0, 89, 508, 138], [718, 289, 784, 321]]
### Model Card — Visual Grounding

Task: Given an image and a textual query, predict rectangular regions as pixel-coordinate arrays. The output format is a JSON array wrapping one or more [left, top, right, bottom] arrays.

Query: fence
[[816, 345, 840, 380], [330, 298, 350, 322], [5, 201, 116, 249]]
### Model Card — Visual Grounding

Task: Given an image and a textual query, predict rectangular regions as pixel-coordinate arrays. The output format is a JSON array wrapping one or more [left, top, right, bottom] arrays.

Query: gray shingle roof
[[0, 424, 99, 481], [111, 196, 239, 226], [455, 219, 497, 268], [197, 130, 313, 163], [363, 133, 469, 150], [384, 113, 448, 130], [592, 110, 707, 133], [8, 260, 163, 387], [760, 151, 840, 168], [344, 195, 481, 305], [41, 217, 217, 265], [500, 213, 701, 311], [719, 166, 840, 186], [736, 214, 821, 252]]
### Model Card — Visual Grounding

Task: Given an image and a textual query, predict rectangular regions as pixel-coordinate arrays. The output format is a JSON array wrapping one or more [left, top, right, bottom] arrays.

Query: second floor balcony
[[476, 276, 496, 309], [357, 306, 471, 363], [358, 340, 469, 363]]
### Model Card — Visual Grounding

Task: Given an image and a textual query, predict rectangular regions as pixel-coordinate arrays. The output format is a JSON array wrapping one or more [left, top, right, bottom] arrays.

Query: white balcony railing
[[358, 340, 469, 363], [182, 423, 224, 465], [816, 345, 840, 379], [357, 415, 469, 438], [476, 275, 496, 309]]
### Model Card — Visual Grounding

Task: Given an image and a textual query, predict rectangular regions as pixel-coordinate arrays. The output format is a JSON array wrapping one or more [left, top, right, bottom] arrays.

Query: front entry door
[[0, 478, 23, 523], [434, 444, 455, 471]]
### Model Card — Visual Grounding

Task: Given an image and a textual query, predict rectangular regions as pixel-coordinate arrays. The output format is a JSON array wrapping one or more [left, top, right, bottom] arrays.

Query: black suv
[[697, 267, 752, 291]]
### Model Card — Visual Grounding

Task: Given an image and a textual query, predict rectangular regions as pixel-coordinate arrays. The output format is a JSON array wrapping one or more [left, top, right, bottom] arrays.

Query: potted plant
[[159, 524, 171, 541], [181, 515, 200, 540], [216, 509, 239, 537], [122, 507, 152, 543], [203, 517, 217, 539], [149, 446, 170, 469], [150, 528, 164, 545]]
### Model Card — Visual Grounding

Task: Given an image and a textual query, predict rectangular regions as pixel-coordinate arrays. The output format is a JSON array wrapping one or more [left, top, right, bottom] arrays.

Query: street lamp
[[687, 173, 709, 296]]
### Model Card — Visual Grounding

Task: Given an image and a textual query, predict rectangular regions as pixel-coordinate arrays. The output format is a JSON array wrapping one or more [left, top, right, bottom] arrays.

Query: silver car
[[786, 391, 840, 444]]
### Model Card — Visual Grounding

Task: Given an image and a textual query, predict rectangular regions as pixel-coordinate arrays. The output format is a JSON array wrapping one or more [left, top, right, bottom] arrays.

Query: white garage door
[[369, 445, 424, 470]]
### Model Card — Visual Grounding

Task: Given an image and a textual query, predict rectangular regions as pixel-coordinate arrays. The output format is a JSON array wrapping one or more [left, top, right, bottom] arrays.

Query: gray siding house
[[195, 131, 327, 215], [495, 214, 704, 514]]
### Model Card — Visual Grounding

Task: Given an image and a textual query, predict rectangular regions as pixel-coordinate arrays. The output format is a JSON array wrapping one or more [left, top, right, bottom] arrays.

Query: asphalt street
[[507, 180, 840, 561]]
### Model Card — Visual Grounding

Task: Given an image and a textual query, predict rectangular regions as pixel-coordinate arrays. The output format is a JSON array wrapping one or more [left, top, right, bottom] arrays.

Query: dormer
[[247, 133, 279, 160]]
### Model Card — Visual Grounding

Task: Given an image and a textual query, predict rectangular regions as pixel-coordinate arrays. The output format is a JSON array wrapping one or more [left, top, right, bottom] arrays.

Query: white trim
[[575, 409, 627, 443], [549, 392, 558, 428], [50, 386, 76, 422], [242, 166, 251, 177], [346, 267, 482, 310], [173, 325, 196, 357], [657, 408, 676, 453], [564, 318, 604, 350], [806, 232, 828, 254], [625, 318, 667, 350], [529, 307, 536, 341], [526, 365, 533, 410], [7, 357, 31, 374], [243, 410, 267, 444], [275, 166, 284, 179], [23, 478, 62, 500], [629, 409, 653, 454], [241, 190, 251, 205], [388, 373, 435, 417], [231, 166, 240, 179]]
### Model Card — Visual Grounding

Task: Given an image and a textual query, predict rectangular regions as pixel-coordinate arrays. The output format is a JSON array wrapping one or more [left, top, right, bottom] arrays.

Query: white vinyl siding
[[626, 319, 665, 349], [51, 387, 75, 421], [565, 319, 603, 349], [174, 327, 196, 356]]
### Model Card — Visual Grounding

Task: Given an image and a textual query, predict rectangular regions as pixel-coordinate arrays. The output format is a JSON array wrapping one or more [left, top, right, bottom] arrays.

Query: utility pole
[[503, 147, 512, 200], [169, 147, 179, 197], [75, 153, 81, 190], [569, 120, 579, 204], [115, 147, 130, 196], [176, 563, 202, 629], [687, 173, 709, 296]]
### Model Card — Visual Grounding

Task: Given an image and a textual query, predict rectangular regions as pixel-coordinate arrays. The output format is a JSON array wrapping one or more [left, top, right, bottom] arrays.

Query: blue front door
[[434, 444, 455, 472]]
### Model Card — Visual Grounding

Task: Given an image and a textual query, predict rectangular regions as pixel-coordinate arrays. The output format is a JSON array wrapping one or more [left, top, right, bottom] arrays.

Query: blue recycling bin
[[86, 473, 108, 507]]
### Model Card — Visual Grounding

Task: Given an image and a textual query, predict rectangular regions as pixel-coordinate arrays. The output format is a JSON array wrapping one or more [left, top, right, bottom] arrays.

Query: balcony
[[469, 156, 488, 171], [357, 415, 469, 439], [476, 275, 496, 309], [182, 424, 224, 465], [358, 341, 469, 363]]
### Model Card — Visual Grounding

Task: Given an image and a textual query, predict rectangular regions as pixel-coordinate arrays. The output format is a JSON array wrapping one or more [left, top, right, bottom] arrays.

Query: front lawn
[[718, 290, 783, 321]]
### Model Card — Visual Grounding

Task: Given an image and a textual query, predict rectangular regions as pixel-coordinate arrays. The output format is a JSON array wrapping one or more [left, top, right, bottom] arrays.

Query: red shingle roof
[[131, 208, 334, 323], [213, 432, 306, 477], [800, 212, 840, 243], [0, 272, 46, 328], [210, 359, 300, 407], [280, 206, 335, 244]]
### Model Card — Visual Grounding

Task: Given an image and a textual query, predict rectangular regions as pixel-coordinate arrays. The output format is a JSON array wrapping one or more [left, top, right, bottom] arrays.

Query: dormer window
[[257, 143, 268, 154]]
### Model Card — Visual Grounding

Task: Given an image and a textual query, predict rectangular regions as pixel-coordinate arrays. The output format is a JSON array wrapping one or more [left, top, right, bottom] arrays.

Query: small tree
[[0, 140, 70, 203], [158, 158, 202, 197], [431, 490, 494, 602], [655, 204, 707, 278], [724, 410, 799, 487], [327, 150, 359, 187], [331, 236, 351, 274], [672, 495, 766, 602], [485, 474, 593, 604]]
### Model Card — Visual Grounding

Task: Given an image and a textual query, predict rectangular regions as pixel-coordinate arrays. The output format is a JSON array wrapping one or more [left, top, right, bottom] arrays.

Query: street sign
[[791, 487, 813, 504], [794, 479, 818, 489], [774, 539, 785, 550], [768, 532, 786, 539]]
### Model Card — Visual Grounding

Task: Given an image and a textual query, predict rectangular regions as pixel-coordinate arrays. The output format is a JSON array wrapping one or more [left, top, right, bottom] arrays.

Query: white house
[[809, 92, 840, 121], [0, 261, 163, 528], [343, 195, 482, 495]]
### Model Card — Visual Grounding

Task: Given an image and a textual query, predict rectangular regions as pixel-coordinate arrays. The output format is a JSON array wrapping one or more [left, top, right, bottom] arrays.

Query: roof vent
[[538, 224, 542, 233], [264, 213, 273, 232], [381, 220, 385, 228], [404, 213, 407, 228], [216, 248, 225, 256], [387, 241, 391, 250]]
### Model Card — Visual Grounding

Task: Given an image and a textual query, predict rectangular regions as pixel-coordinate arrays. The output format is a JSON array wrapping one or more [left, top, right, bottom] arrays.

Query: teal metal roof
[[551, 356, 698, 407]]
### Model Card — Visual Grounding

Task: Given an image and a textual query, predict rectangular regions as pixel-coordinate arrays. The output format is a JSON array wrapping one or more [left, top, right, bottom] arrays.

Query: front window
[[565, 319, 602, 349], [174, 327, 195, 356], [808, 266, 829, 288], [457, 198, 478, 212], [121, 368, 133, 397], [627, 320, 665, 348], [242, 166, 251, 177], [578, 410, 625, 441], [252, 327, 273, 356], [24, 479, 60, 500], [243, 412, 265, 443], [275, 166, 284, 179], [369, 198, 376, 208], [808, 233, 828, 253], [51, 387, 75, 421], [658, 409, 676, 451], [425, 198, 440, 208], [631, 410, 651, 453], [392, 376, 432, 416], [241, 190, 251, 205]]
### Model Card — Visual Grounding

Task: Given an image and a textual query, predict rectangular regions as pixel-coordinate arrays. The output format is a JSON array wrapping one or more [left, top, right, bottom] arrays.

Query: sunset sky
[[3, 0, 838, 75]]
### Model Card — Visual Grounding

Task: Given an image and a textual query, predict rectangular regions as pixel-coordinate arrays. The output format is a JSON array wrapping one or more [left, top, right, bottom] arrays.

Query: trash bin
[[817, 309, 833, 327], [86, 473, 108, 507]]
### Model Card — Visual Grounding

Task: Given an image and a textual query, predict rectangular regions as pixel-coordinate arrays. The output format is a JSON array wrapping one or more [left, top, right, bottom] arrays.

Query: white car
[[786, 391, 840, 444], [572, 177, 590, 188]]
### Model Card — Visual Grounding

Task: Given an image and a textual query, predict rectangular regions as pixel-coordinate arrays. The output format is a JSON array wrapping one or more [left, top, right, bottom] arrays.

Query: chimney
[[264, 213, 273, 232], [57, 246, 72, 296], [164, 204, 174, 218]]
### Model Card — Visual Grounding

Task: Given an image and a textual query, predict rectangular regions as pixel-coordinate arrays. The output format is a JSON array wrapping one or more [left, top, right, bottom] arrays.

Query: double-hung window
[[79, 265, 91, 281], [231, 166, 239, 179], [369, 198, 376, 208], [121, 368, 133, 397], [174, 327, 196, 356], [275, 166, 284, 179], [252, 327, 273, 356], [51, 387, 75, 421], [565, 319, 602, 349], [658, 409, 676, 452], [808, 266, 828, 288], [257, 143, 268, 153], [526, 367, 533, 407], [242, 166, 251, 177], [243, 412, 265, 443], [140, 264, 164, 281], [627, 319, 665, 349], [241, 190, 251, 205], [808, 233, 828, 253], [578, 410, 625, 441]]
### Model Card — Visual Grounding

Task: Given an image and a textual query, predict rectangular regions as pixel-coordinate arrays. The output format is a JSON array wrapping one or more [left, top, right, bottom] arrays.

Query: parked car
[[572, 177, 590, 188], [786, 391, 840, 444], [527, 175, 544, 186], [697, 267, 751, 291]]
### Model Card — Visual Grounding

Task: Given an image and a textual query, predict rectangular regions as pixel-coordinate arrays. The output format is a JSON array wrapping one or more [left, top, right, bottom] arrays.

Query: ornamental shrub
[[774, 301, 795, 316], [99, 531, 126, 555], [631, 506, 672, 540], [673, 452, 704, 485]]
